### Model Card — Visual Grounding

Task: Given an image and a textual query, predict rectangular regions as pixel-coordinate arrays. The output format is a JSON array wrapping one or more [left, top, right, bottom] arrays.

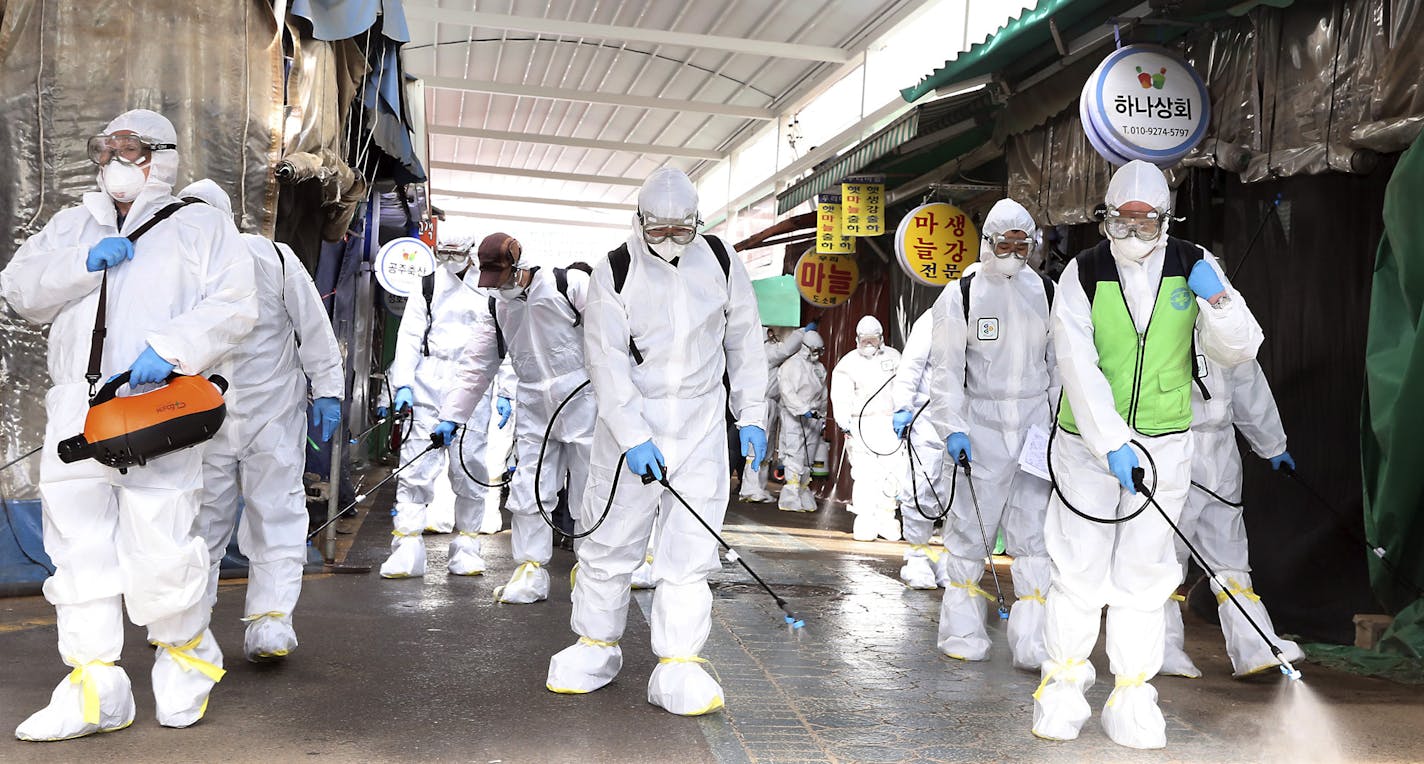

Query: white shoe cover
[[152, 629, 225, 728], [425, 518, 455, 534], [878, 512, 902, 541], [934, 555, 952, 587], [547, 638, 623, 694], [480, 506, 503, 534], [647, 659, 724, 716], [739, 490, 773, 503], [15, 664, 135, 741], [243, 614, 298, 662], [1007, 557, 1051, 671], [1030, 660, 1096, 741], [1161, 599, 1202, 678], [1101, 681, 1167, 749], [380, 535, 426, 579], [631, 558, 657, 590], [446, 535, 487, 576], [937, 556, 992, 661], [851, 512, 877, 542], [899, 556, 938, 590], [495, 562, 550, 604]]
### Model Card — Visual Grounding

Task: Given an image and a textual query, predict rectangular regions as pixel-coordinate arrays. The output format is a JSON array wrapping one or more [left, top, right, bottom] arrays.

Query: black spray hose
[[0, 445, 42, 473], [454, 420, 511, 488], [1130, 463, 1303, 682], [531, 379, 625, 540], [854, 374, 902, 457], [956, 456, 1009, 619], [1046, 425, 1156, 524], [648, 470, 805, 629], [305, 439, 442, 540], [1189, 480, 1244, 508], [901, 399, 954, 522], [1280, 465, 1424, 599]]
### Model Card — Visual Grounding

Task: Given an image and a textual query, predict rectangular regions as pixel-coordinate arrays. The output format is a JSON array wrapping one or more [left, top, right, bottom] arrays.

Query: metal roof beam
[[432, 188, 636, 212], [442, 209, 628, 230], [429, 124, 724, 160], [417, 75, 775, 121], [429, 161, 645, 187], [406, 3, 850, 63]]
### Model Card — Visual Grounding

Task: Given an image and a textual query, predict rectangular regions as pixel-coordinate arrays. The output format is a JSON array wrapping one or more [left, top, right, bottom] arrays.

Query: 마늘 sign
[[894, 202, 979, 286], [795, 250, 859, 308], [1080, 44, 1210, 167], [375, 236, 436, 297]]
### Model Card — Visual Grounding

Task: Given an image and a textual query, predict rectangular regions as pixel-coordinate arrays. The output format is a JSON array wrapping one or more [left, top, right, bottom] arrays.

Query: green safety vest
[[1058, 238, 1204, 437]]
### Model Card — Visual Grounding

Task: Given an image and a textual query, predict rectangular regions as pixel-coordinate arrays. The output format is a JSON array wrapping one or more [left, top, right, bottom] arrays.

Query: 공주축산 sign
[[374, 236, 436, 297], [795, 250, 859, 308], [1080, 44, 1210, 167], [894, 202, 979, 286]]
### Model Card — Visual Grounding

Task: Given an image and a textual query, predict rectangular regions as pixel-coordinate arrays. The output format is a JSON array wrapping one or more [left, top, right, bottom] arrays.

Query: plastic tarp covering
[[0, 0, 283, 503], [291, 0, 410, 43], [1006, 109, 1117, 226]]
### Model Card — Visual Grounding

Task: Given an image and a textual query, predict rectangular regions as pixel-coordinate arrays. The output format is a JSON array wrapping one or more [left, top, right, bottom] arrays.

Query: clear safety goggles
[[1103, 206, 1166, 241], [640, 211, 700, 246], [856, 335, 882, 350], [985, 232, 1032, 259], [87, 133, 175, 167]]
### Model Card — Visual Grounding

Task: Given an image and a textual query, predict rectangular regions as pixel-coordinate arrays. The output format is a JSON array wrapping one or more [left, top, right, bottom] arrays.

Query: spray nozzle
[[784, 615, 806, 629], [957, 456, 972, 475], [1271, 645, 1303, 681], [1131, 467, 1151, 495], [997, 605, 1010, 620]]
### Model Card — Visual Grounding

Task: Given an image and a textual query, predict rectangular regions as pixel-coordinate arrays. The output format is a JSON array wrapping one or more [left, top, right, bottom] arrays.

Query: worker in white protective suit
[[434, 232, 596, 604], [1035, 161, 1263, 749], [380, 238, 499, 578], [778, 330, 828, 512], [178, 180, 344, 662], [1160, 352, 1304, 678], [740, 324, 814, 503], [922, 199, 1057, 668], [546, 168, 767, 716], [830, 316, 904, 542], [1, 109, 257, 739], [891, 310, 950, 589]]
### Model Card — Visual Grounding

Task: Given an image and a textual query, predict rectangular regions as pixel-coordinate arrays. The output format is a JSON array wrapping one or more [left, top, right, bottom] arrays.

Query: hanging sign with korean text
[[374, 237, 436, 297], [894, 202, 979, 286], [1080, 44, 1210, 167], [795, 250, 860, 308], [816, 194, 856, 254], [840, 175, 886, 237]]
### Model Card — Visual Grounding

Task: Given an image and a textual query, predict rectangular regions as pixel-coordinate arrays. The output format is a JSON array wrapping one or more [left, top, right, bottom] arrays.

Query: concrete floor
[[2, 484, 1421, 763]]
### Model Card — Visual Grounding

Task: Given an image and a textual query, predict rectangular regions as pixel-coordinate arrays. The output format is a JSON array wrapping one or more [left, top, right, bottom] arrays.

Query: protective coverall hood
[[98, 110, 179, 199], [177, 179, 233, 217], [1104, 161, 1172, 266], [979, 199, 1037, 279], [855, 316, 883, 357], [634, 168, 699, 263], [802, 330, 824, 352]]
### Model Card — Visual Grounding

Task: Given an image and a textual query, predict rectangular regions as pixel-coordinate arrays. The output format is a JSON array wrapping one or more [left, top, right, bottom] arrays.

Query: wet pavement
[[2, 481, 1422, 763]]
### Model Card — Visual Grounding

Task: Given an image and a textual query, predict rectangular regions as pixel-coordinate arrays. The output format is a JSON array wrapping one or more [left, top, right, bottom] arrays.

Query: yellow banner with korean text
[[816, 194, 855, 255], [840, 175, 885, 237]]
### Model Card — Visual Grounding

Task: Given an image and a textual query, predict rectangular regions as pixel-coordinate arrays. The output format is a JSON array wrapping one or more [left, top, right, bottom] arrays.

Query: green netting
[[1303, 602, 1424, 684]]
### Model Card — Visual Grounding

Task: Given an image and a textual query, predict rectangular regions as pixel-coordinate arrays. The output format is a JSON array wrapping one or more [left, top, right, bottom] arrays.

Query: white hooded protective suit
[[741, 327, 805, 502], [1164, 353, 1303, 677], [1034, 161, 1264, 749], [777, 331, 827, 512], [926, 199, 1055, 668], [546, 168, 766, 716], [381, 264, 498, 578], [894, 310, 950, 589], [179, 180, 343, 662], [0, 110, 257, 738], [442, 264, 596, 603], [830, 317, 905, 541]]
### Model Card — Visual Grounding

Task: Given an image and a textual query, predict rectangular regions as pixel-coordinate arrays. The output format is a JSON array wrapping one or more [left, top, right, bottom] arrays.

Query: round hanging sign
[[1080, 44, 1210, 167], [893, 202, 979, 286], [794, 250, 860, 308], [374, 236, 436, 297]]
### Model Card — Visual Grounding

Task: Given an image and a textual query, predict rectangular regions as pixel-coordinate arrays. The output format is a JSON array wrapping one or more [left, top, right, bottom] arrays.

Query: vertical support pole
[[324, 423, 343, 562]]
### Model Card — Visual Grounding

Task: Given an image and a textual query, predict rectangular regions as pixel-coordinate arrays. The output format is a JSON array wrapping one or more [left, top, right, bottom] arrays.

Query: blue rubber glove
[[945, 432, 972, 463], [393, 386, 414, 413], [625, 439, 665, 481], [1187, 260, 1226, 302], [892, 409, 914, 438], [432, 420, 459, 448], [1269, 451, 1295, 472], [1107, 444, 1140, 494], [804, 321, 818, 332], [376, 405, 389, 418], [740, 425, 768, 470], [310, 397, 342, 442], [86, 237, 134, 272], [803, 411, 818, 420], [127, 346, 175, 386], [496, 396, 513, 428]]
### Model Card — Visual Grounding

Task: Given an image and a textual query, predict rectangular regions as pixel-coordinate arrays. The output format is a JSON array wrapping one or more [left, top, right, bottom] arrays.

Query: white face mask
[[98, 160, 148, 203], [648, 240, 686, 262], [497, 283, 524, 300], [857, 338, 881, 358], [1109, 234, 1160, 264], [441, 258, 468, 274], [981, 253, 1025, 278]]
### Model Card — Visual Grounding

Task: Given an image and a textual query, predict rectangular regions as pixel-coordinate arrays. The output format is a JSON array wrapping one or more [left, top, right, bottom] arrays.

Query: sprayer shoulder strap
[[420, 272, 435, 357], [488, 295, 507, 359], [958, 271, 1054, 325], [85, 200, 195, 393]]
